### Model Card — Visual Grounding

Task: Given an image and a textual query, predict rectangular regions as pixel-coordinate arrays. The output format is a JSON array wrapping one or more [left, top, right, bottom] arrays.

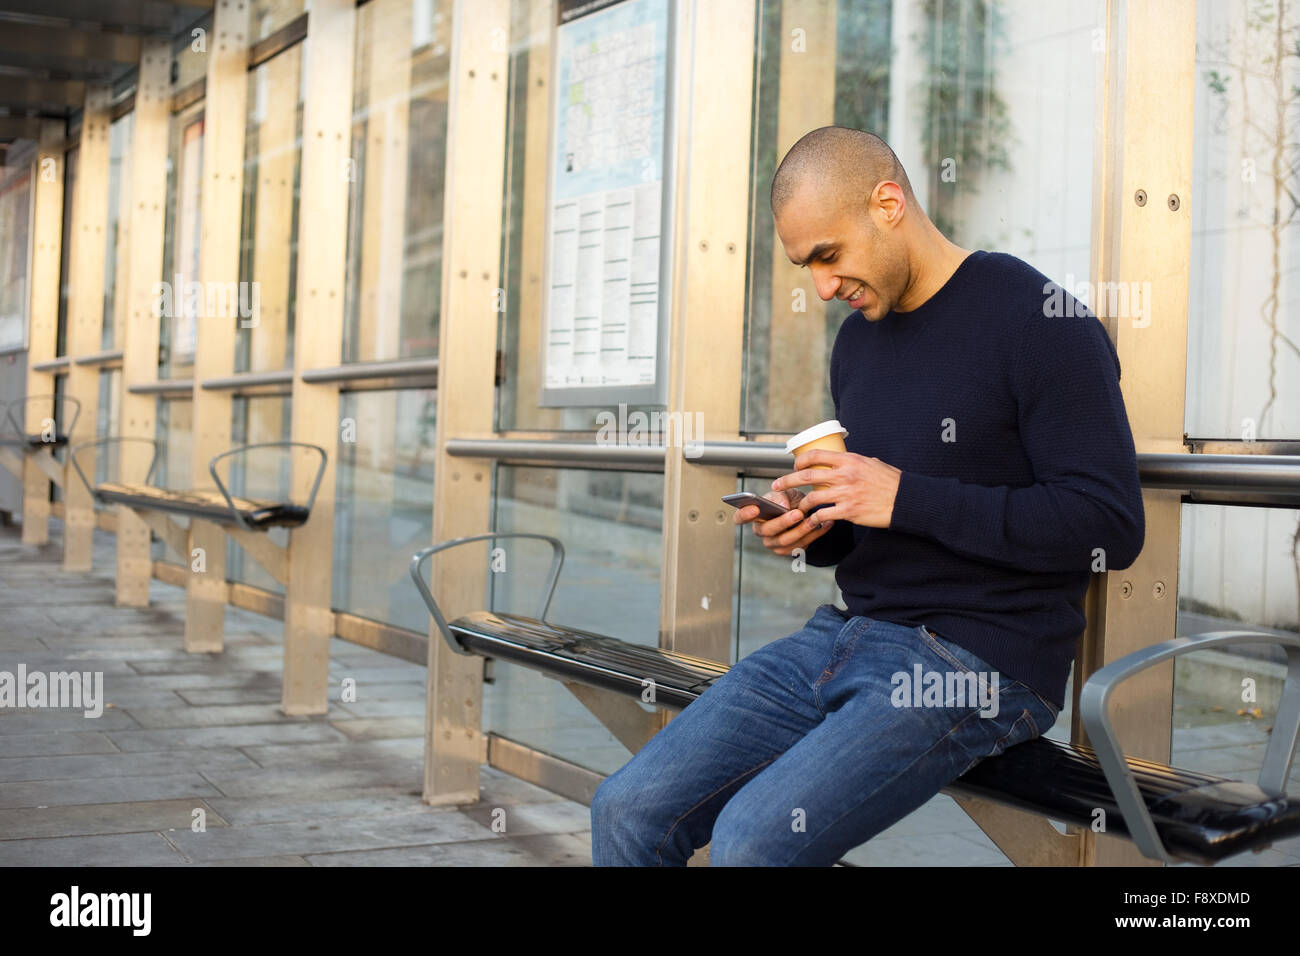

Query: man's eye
[[821, 254, 837, 264]]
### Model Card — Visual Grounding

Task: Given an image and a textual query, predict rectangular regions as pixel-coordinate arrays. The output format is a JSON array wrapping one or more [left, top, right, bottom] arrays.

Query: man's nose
[[810, 268, 840, 301]]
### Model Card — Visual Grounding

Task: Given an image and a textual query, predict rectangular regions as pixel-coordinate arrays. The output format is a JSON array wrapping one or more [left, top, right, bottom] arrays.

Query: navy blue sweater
[[802, 250, 1145, 710]]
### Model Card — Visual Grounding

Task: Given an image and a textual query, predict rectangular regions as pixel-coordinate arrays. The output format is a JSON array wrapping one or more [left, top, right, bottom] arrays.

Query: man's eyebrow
[[789, 241, 837, 267]]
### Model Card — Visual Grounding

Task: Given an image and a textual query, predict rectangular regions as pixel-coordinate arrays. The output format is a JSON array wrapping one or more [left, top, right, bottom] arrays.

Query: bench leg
[[115, 507, 153, 607], [949, 793, 1086, 866], [184, 520, 227, 653], [20, 453, 51, 546]]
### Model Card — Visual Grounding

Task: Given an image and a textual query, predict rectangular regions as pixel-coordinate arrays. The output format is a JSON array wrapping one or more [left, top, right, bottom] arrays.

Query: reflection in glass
[[236, 43, 304, 373], [342, 0, 451, 364], [743, 0, 1102, 436], [332, 388, 438, 630], [159, 105, 205, 379], [1188, 0, 1300, 440], [481, 464, 663, 776], [102, 112, 134, 350]]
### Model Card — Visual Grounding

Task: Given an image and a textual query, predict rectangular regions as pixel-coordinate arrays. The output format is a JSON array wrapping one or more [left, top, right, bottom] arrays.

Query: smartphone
[[721, 492, 790, 520]]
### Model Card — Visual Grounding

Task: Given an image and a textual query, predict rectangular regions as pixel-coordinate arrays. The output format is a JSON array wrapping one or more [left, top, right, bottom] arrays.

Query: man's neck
[[896, 231, 972, 313]]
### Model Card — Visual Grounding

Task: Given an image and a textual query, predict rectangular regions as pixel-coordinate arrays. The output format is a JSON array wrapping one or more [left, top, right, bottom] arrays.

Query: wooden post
[[21, 121, 65, 546], [1075, 0, 1196, 867], [185, 0, 249, 653], [62, 85, 113, 572], [764, 0, 836, 435], [283, 0, 357, 715], [423, 0, 511, 805], [116, 39, 172, 607], [658, 0, 755, 664]]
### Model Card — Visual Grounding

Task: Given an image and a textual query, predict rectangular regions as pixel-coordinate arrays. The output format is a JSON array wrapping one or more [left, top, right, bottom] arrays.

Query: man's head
[[771, 126, 922, 320]]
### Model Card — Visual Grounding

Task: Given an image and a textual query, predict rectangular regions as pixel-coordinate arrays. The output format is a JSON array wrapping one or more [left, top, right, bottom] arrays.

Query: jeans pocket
[[987, 708, 1038, 756], [914, 625, 976, 675]]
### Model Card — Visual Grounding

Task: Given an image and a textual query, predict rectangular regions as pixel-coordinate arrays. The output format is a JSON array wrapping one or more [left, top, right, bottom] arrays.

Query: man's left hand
[[770, 449, 902, 529]]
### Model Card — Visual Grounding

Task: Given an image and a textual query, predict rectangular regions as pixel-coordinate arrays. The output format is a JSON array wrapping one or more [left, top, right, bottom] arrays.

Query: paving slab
[[0, 773, 224, 810], [106, 722, 349, 754], [0, 798, 227, 840], [305, 831, 593, 866], [0, 831, 187, 866]]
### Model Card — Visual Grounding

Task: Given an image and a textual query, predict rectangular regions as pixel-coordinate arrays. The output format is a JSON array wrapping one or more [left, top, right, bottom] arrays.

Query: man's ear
[[873, 181, 906, 226]]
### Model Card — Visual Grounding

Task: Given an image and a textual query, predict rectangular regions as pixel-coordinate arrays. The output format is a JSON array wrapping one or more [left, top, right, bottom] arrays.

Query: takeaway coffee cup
[[785, 420, 849, 491]]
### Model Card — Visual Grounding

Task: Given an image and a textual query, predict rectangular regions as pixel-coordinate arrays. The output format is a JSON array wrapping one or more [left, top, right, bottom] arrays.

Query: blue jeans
[[590, 603, 1059, 866]]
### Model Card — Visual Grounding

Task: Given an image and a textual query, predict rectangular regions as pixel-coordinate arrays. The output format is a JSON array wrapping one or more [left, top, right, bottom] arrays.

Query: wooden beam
[[20, 120, 64, 546], [184, 0, 249, 653], [283, 0, 357, 715], [115, 39, 171, 607], [658, 0, 754, 662], [1076, 0, 1196, 867], [423, 0, 510, 806], [62, 84, 113, 572]]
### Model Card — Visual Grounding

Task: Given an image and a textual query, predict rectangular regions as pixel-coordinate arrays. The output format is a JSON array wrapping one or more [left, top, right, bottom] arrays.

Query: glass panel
[[742, 0, 1103, 435], [341, 0, 451, 364], [226, 395, 294, 593], [102, 111, 134, 350], [1171, 504, 1300, 815], [495, 0, 662, 433], [236, 43, 304, 372], [154, 397, 193, 492], [248, 0, 307, 40], [482, 464, 663, 775], [56, 148, 77, 358], [331, 388, 437, 630], [93, 369, 123, 486], [0, 162, 32, 352], [1187, 0, 1300, 440], [159, 103, 205, 379]]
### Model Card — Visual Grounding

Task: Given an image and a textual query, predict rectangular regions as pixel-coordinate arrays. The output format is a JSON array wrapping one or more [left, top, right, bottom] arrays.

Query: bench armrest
[[207, 441, 328, 532], [67, 437, 160, 500], [5, 393, 81, 449], [409, 533, 566, 657], [1078, 629, 1300, 862]]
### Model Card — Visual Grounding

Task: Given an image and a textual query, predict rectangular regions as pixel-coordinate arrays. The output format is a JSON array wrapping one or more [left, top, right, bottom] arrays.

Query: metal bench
[[410, 532, 1300, 866], [69, 438, 326, 533], [0, 395, 80, 485]]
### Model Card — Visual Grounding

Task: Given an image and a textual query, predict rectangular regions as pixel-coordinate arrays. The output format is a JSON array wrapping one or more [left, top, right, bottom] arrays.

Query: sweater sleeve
[[800, 321, 857, 568], [887, 310, 1145, 573]]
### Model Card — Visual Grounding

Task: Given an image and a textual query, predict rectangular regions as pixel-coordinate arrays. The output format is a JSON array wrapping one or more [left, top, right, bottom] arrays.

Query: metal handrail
[[4, 394, 82, 450], [66, 437, 160, 499], [1078, 630, 1300, 862], [409, 533, 566, 657], [208, 441, 328, 532]]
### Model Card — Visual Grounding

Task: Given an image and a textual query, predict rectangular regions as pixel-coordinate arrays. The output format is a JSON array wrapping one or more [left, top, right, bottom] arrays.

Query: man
[[590, 126, 1145, 866]]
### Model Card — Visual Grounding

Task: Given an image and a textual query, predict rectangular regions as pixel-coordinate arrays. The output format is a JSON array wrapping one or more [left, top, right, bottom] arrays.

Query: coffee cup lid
[[785, 420, 849, 454]]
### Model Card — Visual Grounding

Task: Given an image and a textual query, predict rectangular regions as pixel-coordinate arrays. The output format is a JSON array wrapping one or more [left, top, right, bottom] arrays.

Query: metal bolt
[[1153, 581, 1166, 598], [688, 509, 699, 522], [1167, 194, 1180, 211], [1120, 580, 1133, 598], [1134, 189, 1147, 207], [699, 240, 708, 251]]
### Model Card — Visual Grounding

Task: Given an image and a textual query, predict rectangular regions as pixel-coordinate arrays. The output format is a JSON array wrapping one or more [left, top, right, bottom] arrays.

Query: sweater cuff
[[888, 470, 958, 539]]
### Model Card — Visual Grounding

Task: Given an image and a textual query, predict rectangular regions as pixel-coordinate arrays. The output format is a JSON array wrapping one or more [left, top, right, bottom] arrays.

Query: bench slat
[[94, 482, 309, 530]]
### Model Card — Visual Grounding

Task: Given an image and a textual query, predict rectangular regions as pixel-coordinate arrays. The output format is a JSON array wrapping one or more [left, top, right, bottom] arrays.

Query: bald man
[[590, 126, 1145, 866]]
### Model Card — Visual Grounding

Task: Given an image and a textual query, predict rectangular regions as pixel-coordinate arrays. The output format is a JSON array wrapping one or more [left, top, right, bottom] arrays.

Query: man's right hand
[[732, 487, 835, 556]]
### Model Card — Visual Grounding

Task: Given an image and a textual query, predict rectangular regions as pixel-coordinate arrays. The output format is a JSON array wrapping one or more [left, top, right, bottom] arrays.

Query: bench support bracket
[[0, 448, 22, 479], [27, 449, 64, 488], [949, 793, 1085, 866], [225, 525, 289, 586], [129, 507, 190, 564], [561, 681, 670, 754]]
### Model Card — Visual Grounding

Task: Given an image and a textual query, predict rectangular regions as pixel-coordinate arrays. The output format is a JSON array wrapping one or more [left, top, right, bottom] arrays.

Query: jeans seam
[[813, 617, 869, 715], [915, 625, 976, 676], [655, 755, 779, 865]]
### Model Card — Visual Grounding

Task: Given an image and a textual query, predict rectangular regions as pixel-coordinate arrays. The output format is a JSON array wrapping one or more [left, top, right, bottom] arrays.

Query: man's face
[[774, 179, 907, 321]]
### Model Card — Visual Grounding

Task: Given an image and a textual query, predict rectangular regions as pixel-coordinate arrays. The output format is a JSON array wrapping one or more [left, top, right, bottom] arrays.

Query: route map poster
[[540, 0, 675, 408]]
